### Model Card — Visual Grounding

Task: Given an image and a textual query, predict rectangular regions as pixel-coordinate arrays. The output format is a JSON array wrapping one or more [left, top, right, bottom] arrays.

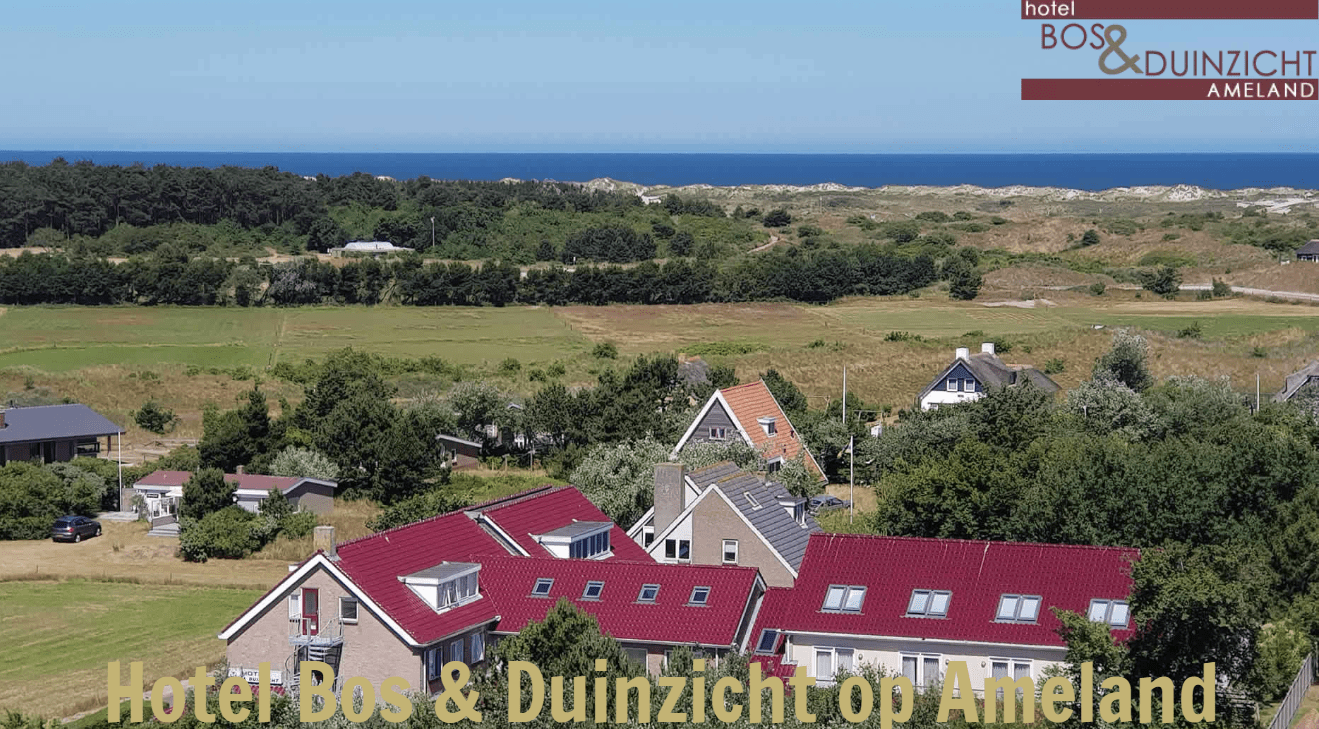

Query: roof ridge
[[336, 485, 561, 549], [810, 532, 1139, 553], [474, 485, 572, 514], [719, 380, 768, 393]]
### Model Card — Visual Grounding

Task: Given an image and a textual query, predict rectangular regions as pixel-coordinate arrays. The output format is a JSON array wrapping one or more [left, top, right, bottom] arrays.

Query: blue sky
[[1, 0, 1316, 152]]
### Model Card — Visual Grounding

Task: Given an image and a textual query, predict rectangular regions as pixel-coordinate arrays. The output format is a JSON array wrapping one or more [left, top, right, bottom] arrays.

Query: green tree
[[762, 208, 792, 227], [1093, 330, 1155, 393], [198, 388, 277, 472], [1143, 265, 1181, 297], [268, 446, 341, 481], [571, 437, 672, 527], [1080, 228, 1101, 246], [132, 400, 177, 434], [180, 468, 236, 520], [760, 369, 807, 416]]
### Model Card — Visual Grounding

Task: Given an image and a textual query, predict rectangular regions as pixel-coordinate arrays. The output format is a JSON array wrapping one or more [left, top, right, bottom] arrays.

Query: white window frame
[[470, 633, 485, 663], [946, 378, 957, 392], [989, 658, 1033, 699], [722, 539, 739, 564], [901, 652, 945, 689], [426, 646, 445, 681], [288, 593, 301, 621], [962, 379, 974, 392], [642, 526, 655, 548], [450, 639, 464, 664], [709, 427, 726, 440], [665, 538, 692, 561], [339, 597, 359, 624], [744, 491, 761, 509], [814, 647, 855, 685]]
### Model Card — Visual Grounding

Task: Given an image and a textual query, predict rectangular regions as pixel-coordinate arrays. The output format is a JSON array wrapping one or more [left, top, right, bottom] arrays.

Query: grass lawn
[[0, 580, 262, 720], [0, 305, 590, 372]]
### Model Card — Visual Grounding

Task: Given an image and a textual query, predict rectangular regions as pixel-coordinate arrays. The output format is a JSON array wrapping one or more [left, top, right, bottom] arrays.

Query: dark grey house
[[1297, 240, 1319, 262], [918, 342, 1061, 411], [0, 403, 122, 466]]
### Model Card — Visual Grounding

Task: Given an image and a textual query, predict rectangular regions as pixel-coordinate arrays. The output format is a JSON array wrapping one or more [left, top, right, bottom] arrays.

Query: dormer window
[[822, 585, 866, 613], [400, 562, 481, 612], [758, 416, 778, 436], [1088, 599, 1130, 628], [906, 589, 951, 618], [535, 521, 612, 560], [582, 581, 604, 600], [532, 578, 554, 596], [996, 594, 1042, 623]]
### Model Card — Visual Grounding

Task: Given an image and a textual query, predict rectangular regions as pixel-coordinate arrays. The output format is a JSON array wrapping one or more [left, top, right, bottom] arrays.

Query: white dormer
[[778, 495, 807, 526], [758, 416, 778, 436], [400, 562, 481, 612], [535, 521, 612, 560]]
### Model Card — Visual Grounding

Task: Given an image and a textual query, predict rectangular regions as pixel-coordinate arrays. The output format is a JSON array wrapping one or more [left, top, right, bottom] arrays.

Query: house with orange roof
[[672, 380, 826, 481]]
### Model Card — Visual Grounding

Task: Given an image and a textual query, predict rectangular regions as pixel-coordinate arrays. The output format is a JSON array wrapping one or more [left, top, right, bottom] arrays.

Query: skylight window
[[638, 584, 660, 603], [744, 491, 761, 509], [1089, 599, 1130, 628], [689, 586, 711, 605], [755, 629, 779, 654], [996, 594, 1042, 623], [822, 585, 867, 613], [531, 578, 554, 597], [906, 589, 952, 618], [582, 581, 604, 600]]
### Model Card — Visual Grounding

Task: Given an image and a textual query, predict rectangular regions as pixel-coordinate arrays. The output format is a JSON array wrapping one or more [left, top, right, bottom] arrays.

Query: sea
[[2, 151, 1318, 192]]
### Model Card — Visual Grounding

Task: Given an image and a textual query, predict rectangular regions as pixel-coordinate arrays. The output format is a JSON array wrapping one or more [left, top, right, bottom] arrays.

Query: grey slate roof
[[920, 352, 1061, 398], [0, 404, 120, 445], [539, 521, 611, 538], [1274, 361, 1319, 402], [1296, 240, 1319, 256], [686, 461, 821, 571]]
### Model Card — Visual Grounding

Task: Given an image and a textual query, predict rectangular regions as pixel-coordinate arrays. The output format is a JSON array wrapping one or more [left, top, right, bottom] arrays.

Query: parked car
[[808, 495, 850, 513], [51, 515, 101, 542]]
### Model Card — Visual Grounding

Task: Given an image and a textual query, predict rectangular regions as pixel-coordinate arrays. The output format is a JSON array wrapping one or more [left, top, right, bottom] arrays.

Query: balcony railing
[[289, 616, 344, 645]]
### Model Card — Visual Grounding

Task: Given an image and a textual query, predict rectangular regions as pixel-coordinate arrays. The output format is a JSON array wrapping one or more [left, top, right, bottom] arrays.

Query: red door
[[302, 589, 319, 636]]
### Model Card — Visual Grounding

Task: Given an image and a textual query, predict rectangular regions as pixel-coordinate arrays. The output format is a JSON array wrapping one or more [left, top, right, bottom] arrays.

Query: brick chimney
[[0, 408, 5, 430], [955, 347, 970, 360], [235, 465, 245, 475], [653, 462, 687, 535], [981, 342, 996, 355], [314, 525, 337, 560]]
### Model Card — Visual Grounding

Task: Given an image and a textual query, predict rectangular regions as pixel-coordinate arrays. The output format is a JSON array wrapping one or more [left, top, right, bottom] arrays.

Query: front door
[[302, 589, 319, 636]]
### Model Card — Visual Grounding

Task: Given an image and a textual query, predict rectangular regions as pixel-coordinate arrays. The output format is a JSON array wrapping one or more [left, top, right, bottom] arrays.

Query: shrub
[[547, 362, 567, 377], [1081, 229, 1102, 246], [1177, 321, 1203, 339], [885, 331, 922, 342], [1212, 278, 1233, 298], [1102, 219, 1141, 236], [281, 510, 317, 539], [990, 216, 1008, 225], [915, 211, 952, 223], [1162, 233, 1181, 241], [953, 211, 975, 221], [1044, 358, 1066, 375], [132, 400, 177, 435], [269, 447, 341, 481], [762, 209, 792, 228], [808, 339, 827, 349], [1090, 282, 1107, 296], [1142, 265, 1182, 297], [1252, 346, 1268, 358], [592, 342, 618, 359], [178, 507, 263, 562], [988, 336, 1014, 354], [498, 357, 522, 376]]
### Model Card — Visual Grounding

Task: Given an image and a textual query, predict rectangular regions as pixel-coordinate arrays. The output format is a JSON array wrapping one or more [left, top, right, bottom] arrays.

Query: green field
[[0, 580, 262, 719], [0, 306, 592, 372]]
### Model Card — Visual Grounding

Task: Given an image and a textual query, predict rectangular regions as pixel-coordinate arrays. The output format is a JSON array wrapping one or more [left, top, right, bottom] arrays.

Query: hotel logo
[[1021, 0, 1318, 100]]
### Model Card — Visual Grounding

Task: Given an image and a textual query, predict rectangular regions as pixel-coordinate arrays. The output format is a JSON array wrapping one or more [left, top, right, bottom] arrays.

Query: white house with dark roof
[[0, 403, 121, 466], [919, 343, 1060, 411], [1296, 240, 1319, 262], [628, 461, 821, 588]]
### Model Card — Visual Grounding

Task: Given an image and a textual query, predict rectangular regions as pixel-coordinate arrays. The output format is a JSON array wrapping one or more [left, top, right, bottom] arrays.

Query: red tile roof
[[481, 555, 761, 647], [766, 533, 1137, 648], [747, 587, 799, 679], [134, 470, 305, 491], [327, 486, 661, 646], [477, 487, 653, 562], [719, 381, 824, 480]]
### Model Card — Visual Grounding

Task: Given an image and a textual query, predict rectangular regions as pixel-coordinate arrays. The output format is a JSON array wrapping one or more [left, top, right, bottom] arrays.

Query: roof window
[[1088, 599, 1130, 628], [996, 594, 1042, 623], [531, 578, 554, 597], [744, 491, 762, 509], [582, 581, 604, 600], [906, 589, 951, 618], [638, 584, 660, 603], [822, 584, 867, 613], [754, 629, 779, 654], [689, 586, 711, 605]]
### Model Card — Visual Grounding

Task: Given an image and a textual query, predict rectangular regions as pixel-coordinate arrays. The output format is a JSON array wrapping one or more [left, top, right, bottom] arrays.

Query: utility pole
[[1256, 373, 1261, 412], [842, 366, 847, 426], [849, 434, 854, 525]]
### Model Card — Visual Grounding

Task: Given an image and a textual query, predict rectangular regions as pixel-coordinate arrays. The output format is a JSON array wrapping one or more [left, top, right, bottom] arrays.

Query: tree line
[[0, 246, 937, 307]]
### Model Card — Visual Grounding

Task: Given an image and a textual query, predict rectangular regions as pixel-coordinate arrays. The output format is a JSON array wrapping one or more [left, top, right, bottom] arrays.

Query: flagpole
[[849, 435, 854, 525]]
